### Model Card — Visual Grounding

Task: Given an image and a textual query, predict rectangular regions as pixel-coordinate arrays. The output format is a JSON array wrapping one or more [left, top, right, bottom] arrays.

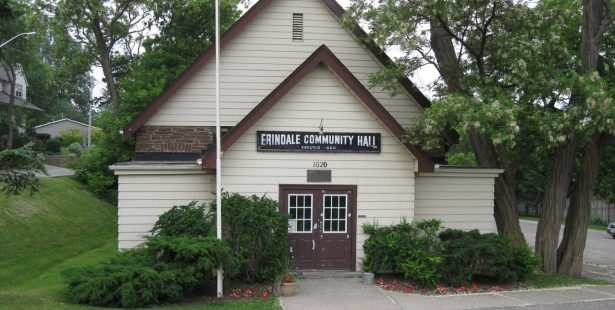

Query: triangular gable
[[122, 0, 433, 138], [202, 45, 435, 173]]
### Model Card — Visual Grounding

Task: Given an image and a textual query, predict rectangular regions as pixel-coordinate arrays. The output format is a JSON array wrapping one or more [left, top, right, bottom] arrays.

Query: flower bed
[[375, 274, 530, 296]]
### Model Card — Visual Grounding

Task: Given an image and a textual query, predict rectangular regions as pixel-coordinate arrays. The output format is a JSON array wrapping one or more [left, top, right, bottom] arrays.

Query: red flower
[[282, 275, 293, 283], [403, 287, 413, 293], [261, 292, 269, 298], [383, 284, 391, 290], [471, 283, 479, 292]]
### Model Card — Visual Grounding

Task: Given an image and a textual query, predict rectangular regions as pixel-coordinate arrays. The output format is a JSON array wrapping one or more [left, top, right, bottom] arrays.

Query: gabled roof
[[0, 91, 42, 111], [201, 45, 435, 173], [123, 0, 433, 138], [34, 118, 96, 129]]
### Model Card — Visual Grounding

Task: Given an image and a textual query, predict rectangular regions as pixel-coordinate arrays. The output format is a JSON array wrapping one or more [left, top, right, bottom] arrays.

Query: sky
[[92, 0, 438, 100]]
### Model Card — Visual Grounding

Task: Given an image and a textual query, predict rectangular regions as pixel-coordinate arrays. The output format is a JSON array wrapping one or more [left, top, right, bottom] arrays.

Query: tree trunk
[[91, 18, 120, 110], [557, 134, 605, 275], [535, 138, 578, 273], [3, 62, 17, 149], [98, 49, 120, 109], [429, 18, 525, 245], [535, 0, 611, 274]]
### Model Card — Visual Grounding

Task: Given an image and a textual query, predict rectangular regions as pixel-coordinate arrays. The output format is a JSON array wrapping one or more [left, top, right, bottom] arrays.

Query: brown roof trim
[[123, 0, 446, 140], [202, 45, 434, 172], [122, 0, 274, 138], [321, 0, 458, 144], [320, 0, 431, 109]]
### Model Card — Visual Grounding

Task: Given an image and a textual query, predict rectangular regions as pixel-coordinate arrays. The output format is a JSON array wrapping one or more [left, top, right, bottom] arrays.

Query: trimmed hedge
[[63, 237, 233, 308], [63, 192, 287, 308], [439, 229, 539, 286], [362, 220, 538, 287]]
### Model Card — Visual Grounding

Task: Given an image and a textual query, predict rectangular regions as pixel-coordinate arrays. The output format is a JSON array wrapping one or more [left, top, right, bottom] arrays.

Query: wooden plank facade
[[111, 0, 501, 270]]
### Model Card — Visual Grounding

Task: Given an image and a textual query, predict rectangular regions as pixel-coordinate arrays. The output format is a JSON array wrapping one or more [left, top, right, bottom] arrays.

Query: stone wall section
[[135, 126, 214, 153]]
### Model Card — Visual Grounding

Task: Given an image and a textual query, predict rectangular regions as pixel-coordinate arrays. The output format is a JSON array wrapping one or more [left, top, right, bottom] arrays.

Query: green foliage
[[59, 129, 82, 146], [0, 143, 46, 195], [152, 193, 288, 283], [438, 229, 539, 286], [589, 218, 607, 227], [70, 1, 243, 201], [67, 142, 82, 155], [152, 201, 216, 237], [362, 219, 443, 287], [214, 192, 289, 282], [45, 137, 63, 154], [68, 111, 133, 202], [445, 133, 476, 166], [362, 221, 538, 287], [63, 236, 234, 308]]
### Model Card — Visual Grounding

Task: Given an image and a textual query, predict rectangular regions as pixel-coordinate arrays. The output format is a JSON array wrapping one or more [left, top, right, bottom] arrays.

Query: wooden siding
[[116, 171, 215, 249], [220, 66, 417, 268], [145, 0, 422, 128], [415, 172, 498, 233]]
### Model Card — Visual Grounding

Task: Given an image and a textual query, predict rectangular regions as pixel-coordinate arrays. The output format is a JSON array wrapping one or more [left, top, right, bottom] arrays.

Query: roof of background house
[[0, 91, 42, 111], [34, 118, 97, 129]]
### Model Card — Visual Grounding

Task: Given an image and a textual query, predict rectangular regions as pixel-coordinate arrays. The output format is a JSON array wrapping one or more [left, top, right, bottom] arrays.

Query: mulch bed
[[180, 281, 276, 304], [375, 274, 530, 295]]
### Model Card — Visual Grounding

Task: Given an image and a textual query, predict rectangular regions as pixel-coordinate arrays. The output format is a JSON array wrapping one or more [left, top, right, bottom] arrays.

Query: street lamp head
[[0, 32, 37, 48]]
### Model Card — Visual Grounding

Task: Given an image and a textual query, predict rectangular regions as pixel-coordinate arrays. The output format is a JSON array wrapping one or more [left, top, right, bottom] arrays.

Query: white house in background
[[0, 64, 42, 112], [1, 64, 43, 134], [111, 0, 502, 271], [34, 118, 97, 140]]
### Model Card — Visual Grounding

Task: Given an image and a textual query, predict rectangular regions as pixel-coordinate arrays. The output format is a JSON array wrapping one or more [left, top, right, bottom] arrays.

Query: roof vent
[[292, 13, 303, 42]]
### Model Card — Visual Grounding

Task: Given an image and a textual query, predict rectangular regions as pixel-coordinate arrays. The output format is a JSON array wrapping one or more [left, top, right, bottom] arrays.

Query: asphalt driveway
[[520, 220, 615, 283]]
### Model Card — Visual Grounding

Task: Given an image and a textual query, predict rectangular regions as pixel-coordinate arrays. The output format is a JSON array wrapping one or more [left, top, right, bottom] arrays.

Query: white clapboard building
[[111, 0, 501, 271]]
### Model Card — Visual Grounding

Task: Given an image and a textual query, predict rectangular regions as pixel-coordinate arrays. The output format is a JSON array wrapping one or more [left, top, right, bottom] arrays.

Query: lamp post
[[0, 32, 36, 48]]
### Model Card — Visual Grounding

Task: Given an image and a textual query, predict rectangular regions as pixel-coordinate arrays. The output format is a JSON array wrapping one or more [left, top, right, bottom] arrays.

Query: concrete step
[[298, 270, 363, 279]]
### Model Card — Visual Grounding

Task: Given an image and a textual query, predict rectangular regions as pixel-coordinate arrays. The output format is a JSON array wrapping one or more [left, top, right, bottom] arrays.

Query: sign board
[[257, 131, 381, 153]]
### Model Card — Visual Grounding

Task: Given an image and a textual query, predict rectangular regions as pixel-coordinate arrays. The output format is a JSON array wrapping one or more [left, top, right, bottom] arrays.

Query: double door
[[280, 185, 356, 270]]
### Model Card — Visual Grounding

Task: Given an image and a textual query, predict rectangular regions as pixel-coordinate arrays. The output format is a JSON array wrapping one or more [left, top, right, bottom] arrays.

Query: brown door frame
[[279, 184, 357, 271]]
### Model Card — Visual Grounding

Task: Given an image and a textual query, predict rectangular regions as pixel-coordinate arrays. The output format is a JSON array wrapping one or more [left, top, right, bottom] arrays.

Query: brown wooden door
[[281, 185, 356, 270]]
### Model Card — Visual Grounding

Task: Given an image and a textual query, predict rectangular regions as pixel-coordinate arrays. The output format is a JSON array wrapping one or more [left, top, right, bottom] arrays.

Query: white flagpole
[[215, 0, 223, 299]]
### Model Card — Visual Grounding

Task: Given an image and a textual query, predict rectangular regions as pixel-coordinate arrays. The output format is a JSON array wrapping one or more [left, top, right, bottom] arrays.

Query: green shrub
[[68, 111, 134, 202], [362, 219, 443, 287], [438, 229, 539, 286], [46, 137, 64, 153], [63, 236, 234, 308], [153, 195, 288, 282], [68, 142, 83, 155], [152, 201, 215, 237], [215, 193, 289, 282], [59, 128, 83, 146]]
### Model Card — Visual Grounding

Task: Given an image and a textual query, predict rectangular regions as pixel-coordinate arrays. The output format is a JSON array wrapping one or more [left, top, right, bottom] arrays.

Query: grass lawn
[[526, 273, 609, 288], [0, 177, 280, 310], [519, 215, 608, 231]]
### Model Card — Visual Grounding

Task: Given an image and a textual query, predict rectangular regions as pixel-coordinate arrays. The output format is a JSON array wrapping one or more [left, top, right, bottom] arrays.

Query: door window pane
[[288, 194, 313, 233], [322, 194, 348, 233]]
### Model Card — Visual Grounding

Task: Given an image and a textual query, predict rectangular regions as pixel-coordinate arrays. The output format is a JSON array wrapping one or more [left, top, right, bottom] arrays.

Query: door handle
[[312, 240, 316, 251]]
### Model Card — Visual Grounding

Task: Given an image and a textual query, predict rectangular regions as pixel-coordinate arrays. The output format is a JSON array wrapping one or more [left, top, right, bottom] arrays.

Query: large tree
[[53, 0, 150, 110], [0, 0, 31, 149], [346, 0, 614, 275], [70, 0, 243, 201]]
